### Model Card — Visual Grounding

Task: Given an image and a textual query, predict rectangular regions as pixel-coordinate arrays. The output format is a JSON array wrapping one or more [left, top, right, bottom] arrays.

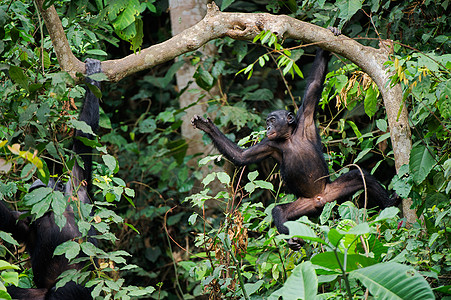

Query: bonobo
[[0, 58, 102, 299], [192, 32, 397, 250]]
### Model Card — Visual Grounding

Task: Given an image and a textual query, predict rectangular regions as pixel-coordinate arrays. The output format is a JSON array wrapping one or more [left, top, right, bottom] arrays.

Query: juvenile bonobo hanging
[[192, 32, 397, 250], [0, 58, 102, 299]]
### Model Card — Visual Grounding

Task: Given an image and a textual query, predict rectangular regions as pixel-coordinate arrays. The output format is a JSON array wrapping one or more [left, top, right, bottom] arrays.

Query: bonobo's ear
[[287, 112, 295, 124]]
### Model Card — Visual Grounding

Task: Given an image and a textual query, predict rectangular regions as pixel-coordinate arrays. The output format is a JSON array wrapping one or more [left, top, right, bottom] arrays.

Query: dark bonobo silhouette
[[192, 28, 397, 250], [0, 58, 102, 299]]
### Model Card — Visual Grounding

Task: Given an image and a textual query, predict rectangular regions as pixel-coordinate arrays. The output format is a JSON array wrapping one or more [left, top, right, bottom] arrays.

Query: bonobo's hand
[[327, 26, 341, 36], [191, 115, 213, 134], [287, 237, 305, 251]]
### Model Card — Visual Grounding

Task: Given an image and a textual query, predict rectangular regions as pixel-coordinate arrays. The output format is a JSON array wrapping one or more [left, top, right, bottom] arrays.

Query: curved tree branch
[[36, 1, 415, 222]]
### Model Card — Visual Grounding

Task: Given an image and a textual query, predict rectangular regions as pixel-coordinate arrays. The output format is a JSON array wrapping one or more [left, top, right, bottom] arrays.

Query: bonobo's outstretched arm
[[191, 116, 279, 165], [72, 58, 101, 187]]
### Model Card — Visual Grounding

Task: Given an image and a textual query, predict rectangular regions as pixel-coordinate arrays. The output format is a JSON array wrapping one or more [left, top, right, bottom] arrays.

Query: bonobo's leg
[[321, 169, 392, 209], [6, 286, 47, 300], [273, 169, 393, 250], [272, 195, 325, 250], [7, 282, 93, 300]]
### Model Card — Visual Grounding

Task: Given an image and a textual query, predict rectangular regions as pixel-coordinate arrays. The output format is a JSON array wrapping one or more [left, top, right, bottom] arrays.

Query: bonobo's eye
[[266, 116, 276, 127]]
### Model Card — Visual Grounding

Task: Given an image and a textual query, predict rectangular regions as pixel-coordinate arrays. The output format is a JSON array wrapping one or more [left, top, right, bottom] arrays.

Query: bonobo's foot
[[327, 26, 341, 36], [287, 237, 305, 251], [191, 115, 213, 133]]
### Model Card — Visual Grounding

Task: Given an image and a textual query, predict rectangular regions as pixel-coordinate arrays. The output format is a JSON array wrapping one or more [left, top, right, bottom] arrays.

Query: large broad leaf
[[410, 144, 435, 184], [311, 252, 376, 272], [349, 262, 435, 300], [336, 0, 363, 21], [269, 261, 318, 300], [283, 221, 327, 244]]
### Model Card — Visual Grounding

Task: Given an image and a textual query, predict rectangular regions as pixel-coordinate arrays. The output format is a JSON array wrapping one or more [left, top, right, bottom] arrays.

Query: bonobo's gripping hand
[[191, 115, 214, 134], [327, 26, 341, 36]]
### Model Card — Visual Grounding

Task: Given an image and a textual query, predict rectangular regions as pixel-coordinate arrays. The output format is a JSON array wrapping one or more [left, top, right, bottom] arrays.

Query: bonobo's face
[[266, 110, 295, 140]]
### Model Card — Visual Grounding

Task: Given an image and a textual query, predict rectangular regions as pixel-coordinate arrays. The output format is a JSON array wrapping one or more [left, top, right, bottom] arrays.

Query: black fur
[[192, 34, 397, 250], [0, 59, 101, 299]]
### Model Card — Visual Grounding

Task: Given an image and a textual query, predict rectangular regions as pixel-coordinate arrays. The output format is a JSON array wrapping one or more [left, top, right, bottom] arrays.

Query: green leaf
[[354, 147, 371, 163], [248, 170, 258, 182], [410, 144, 435, 184], [130, 18, 143, 52], [1, 271, 18, 285], [293, 62, 304, 78], [0, 232, 19, 246], [69, 120, 95, 135], [391, 173, 413, 198], [347, 222, 370, 235], [194, 67, 214, 91], [139, 117, 157, 133], [254, 180, 273, 190], [261, 31, 272, 45], [111, 0, 141, 31], [220, 0, 235, 10], [0, 260, 20, 271], [54, 240, 81, 261], [49, 190, 65, 214], [347, 120, 362, 140], [244, 182, 256, 194], [328, 228, 344, 247], [269, 261, 318, 300], [216, 172, 230, 185], [24, 186, 51, 204], [81, 242, 98, 256], [243, 280, 264, 296], [320, 201, 336, 224], [364, 84, 379, 118], [0, 290, 12, 300], [311, 252, 376, 272], [85, 49, 108, 56], [438, 79, 451, 119], [372, 206, 400, 223], [283, 221, 327, 244], [202, 173, 216, 186], [9, 66, 29, 91], [376, 119, 387, 132], [102, 154, 118, 172], [349, 262, 435, 300], [336, 0, 363, 21]]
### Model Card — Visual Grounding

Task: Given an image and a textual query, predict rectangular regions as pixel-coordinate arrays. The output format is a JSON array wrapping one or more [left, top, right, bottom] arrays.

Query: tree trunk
[[169, 0, 223, 193]]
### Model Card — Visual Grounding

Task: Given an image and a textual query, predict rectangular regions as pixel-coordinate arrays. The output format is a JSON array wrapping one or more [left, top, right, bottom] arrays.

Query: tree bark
[[169, 0, 223, 194], [169, 0, 217, 156], [36, 0, 416, 222]]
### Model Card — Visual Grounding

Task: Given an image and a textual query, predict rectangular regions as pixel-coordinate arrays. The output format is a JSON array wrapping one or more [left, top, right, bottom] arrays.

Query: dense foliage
[[0, 0, 449, 299]]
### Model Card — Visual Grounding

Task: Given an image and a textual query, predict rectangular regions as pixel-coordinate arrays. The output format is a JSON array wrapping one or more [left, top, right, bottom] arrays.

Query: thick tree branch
[[36, 1, 415, 222], [35, 0, 84, 75]]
